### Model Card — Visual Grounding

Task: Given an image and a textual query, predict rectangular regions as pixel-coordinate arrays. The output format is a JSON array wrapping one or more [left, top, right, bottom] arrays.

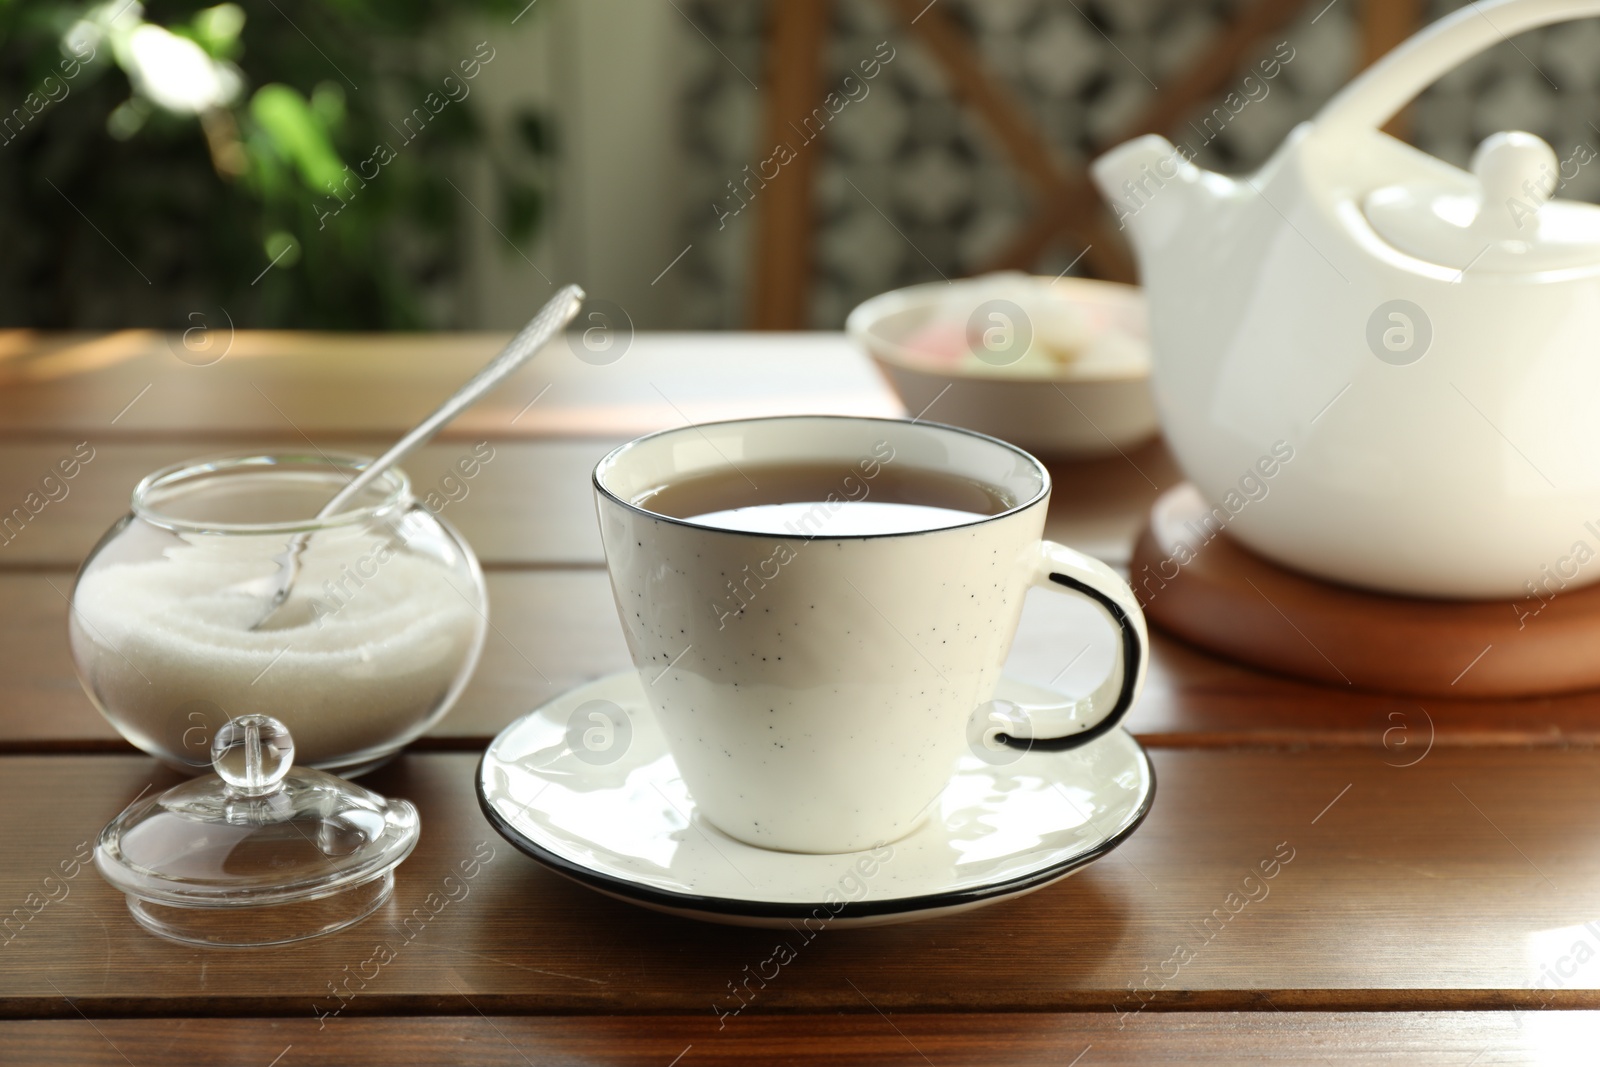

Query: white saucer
[[476, 671, 1155, 928]]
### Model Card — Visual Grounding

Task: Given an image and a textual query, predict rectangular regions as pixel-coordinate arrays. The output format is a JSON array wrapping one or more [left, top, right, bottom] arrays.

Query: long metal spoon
[[249, 283, 586, 630]]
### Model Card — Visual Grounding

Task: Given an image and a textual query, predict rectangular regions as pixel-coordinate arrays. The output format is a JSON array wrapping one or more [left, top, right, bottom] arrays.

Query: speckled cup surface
[[594, 416, 1147, 855]]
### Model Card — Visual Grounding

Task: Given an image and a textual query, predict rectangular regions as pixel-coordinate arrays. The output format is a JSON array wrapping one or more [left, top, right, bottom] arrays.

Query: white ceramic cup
[[593, 415, 1148, 854]]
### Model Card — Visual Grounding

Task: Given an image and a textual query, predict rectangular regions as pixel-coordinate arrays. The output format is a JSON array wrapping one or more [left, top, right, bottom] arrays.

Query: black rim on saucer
[[473, 741, 1156, 921]]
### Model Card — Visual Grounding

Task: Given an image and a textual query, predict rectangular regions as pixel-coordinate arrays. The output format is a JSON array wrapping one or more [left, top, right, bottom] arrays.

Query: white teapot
[[1092, 0, 1600, 599]]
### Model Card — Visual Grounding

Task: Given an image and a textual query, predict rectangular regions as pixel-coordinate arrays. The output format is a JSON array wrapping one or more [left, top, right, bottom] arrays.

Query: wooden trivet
[[1129, 485, 1600, 698]]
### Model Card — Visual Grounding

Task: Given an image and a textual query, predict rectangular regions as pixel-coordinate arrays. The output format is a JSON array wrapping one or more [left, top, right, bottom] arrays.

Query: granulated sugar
[[70, 529, 484, 771]]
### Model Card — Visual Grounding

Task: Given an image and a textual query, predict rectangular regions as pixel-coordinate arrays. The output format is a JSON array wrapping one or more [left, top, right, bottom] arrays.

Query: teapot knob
[[1471, 131, 1558, 239]]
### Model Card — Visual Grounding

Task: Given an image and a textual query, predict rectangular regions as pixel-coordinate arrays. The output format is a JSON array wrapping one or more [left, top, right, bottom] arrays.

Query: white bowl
[[846, 276, 1159, 458]]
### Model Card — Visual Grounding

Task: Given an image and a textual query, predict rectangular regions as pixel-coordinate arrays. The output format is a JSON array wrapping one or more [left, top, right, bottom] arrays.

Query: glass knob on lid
[[94, 714, 420, 947], [213, 714, 295, 797], [1362, 130, 1600, 273]]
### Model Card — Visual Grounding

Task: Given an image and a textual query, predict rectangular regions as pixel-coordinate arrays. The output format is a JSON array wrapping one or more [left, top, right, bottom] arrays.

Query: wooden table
[[3, 330, 1598, 1065]]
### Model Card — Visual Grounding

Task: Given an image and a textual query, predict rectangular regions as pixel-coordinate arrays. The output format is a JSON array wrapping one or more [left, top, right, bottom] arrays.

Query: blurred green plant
[[0, 0, 551, 329]]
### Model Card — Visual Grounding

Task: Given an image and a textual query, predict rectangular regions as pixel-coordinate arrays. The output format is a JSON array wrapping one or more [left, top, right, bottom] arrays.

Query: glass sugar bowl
[[69, 453, 488, 776]]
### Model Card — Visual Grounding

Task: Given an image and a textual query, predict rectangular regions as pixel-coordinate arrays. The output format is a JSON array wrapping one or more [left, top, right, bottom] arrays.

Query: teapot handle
[[1314, 0, 1600, 137]]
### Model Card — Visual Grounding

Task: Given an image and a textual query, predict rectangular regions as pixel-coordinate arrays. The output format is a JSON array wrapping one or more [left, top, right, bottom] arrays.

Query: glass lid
[[95, 714, 420, 946]]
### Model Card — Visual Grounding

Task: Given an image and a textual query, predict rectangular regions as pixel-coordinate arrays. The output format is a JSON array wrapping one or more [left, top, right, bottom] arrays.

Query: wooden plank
[[0, 332, 903, 442], [4, 431, 1599, 753], [749, 0, 831, 329], [0, 570, 630, 750], [0, 438, 621, 568], [0, 435, 1165, 753], [6, 420, 1588, 752], [8, 749, 1600, 1016], [16, 562, 1600, 753], [0, 434, 1174, 568], [2, 1012, 1589, 1066]]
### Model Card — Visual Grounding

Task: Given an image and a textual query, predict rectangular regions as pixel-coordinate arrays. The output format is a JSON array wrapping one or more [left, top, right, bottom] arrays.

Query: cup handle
[[1000, 540, 1149, 751]]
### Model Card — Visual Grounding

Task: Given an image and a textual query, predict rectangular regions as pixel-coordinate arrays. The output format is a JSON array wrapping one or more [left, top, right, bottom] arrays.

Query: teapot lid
[[1363, 131, 1600, 273]]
